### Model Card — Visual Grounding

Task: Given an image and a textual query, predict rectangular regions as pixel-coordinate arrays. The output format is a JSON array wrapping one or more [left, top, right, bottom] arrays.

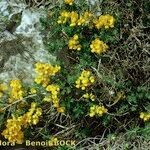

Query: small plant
[[0, 0, 149, 149]]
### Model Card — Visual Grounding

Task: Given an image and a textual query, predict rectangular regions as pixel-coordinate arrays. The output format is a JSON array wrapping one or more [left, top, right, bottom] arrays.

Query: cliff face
[[0, 0, 55, 83]]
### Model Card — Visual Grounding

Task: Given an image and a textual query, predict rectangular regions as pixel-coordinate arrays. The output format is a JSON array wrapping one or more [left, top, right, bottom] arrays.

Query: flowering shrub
[[93, 14, 115, 29], [34, 62, 60, 87], [2, 102, 42, 144], [68, 34, 81, 51], [40, 0, 150, 146], [89, 105, 108, 117], [83, 92, 95, 101], [75, 70, 95, 90], [0, 0, 150, 148], [90, 38, 109, 54], [9, 79, 24, 103]]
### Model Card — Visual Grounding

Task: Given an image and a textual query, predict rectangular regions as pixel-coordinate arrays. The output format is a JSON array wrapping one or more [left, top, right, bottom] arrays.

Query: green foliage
[[0, 0, 149, 149], [39, 0, 150, 144]]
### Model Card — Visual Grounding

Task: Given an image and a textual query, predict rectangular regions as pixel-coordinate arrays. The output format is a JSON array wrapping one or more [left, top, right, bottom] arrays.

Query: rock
[[0, 1, 55, 84]]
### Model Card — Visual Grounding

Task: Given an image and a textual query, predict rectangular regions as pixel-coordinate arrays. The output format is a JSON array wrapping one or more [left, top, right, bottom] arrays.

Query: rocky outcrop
[[0, 0, 55, 83]]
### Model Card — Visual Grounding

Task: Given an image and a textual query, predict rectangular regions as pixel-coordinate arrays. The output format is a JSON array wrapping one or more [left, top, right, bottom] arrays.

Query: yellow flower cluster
[[90, 38, 109, 54], [58, 10, 92, 27], [68, 34, 81, 51], [140, 112, 150, 122], [69, 11, 78, 27], [2, 115, 24, 144], [43, 84, 65, 113], [9, 79, 24, 103], [34, 62, 64, 113], [2, 102, 42, 144], [45, 84, 60, 107], [77, 12, 92, 26], [93, 14, 115, 29], [35, 62, 60, 76], [35, 76, 50, 88], [89, 105, 108, 117], [57, 10, 70, 24], [58, 9, 115, 29], [34, 62, 61, 87], [29, 87, 37, 94], [19, 102, 42, 126], [83, 93, 95, 101], [75, 70, 95, 90], [64, 0, 74, 5], [0, 83, 7, 98]]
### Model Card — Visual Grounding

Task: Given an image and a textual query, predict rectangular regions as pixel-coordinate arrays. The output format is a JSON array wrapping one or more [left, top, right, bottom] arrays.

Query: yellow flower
[[75, 70, 95, 90], [90, 38, 108, 54], [10, 80, 22, 89], [35, 63, 60, 77], [57, 107, 65, 113], [57, 10, 70, 24], [46, 84, 60, 93], [89, 76, 95, 83], [77, 12, 92, 26], [31, 102, 37, 109], [61, 10, 70, 18], [53, 101, 59, 108], [49, 137, 59, 144], [43, 96, 51, 102], [34, 75, 50, 87], [35, 108, 42, 116], [18, 114, 30, 127], [68, 34, 81, 51], [93, 14, 115, 29], [140, 112, 150, 122], [140, 112, 144, 119], [44, 84, 61, 109], [83, 93, 95, 101], [89, 93, 95, 101], [83, 93, 90, 99], [64, 0, 74, 5], [2, 102, 43, 144], [77, 16, 85, 26], [2, 116, 24, 144], [9, 79, 24, 102], [29, 88, 37, 94], [57, 10, 93, 27], [32, 115, 39, 125], [0, 92, 3, 98], [69, 11, 78, 26], [89, 105, 107, 117], [19, 103, 42, 126], [34, 63, 60, 87], [89, 105, 96, 117], [83, 11, 92, 19]]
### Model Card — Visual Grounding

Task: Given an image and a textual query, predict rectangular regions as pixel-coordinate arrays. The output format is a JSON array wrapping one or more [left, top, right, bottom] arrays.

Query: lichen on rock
[[0, 0, 56, 83]]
